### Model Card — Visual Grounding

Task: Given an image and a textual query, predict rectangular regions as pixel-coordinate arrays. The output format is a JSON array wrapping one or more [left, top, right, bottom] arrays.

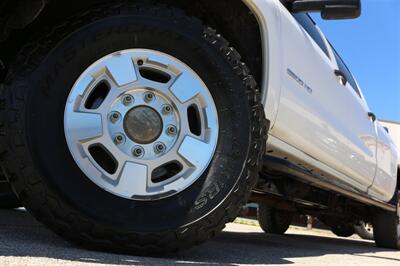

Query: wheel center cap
[[124, 106, 163, 144]]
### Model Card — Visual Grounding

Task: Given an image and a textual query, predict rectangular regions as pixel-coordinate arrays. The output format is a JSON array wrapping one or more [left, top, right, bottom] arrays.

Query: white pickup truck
[[0, 0, 398, 253]]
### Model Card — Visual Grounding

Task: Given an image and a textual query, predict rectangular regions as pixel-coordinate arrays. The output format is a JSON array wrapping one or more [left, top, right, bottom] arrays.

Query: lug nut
[[154, 142, 166, 154], [162, 105, 173, 115], [166, 125, 177, 136], [114, 134, 125, 145], [132, 146, 145, 157], [109, 112, 121, 124], [144, 92, 155, 103], [122, 95, 134, 106]]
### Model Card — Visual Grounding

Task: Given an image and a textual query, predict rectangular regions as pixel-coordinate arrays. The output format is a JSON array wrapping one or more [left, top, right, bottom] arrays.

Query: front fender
[[242, 0, 283, 130]]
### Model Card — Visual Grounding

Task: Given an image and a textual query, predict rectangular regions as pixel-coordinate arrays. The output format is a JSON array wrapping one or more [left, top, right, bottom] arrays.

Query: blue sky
[[311, 0, 400, 122]]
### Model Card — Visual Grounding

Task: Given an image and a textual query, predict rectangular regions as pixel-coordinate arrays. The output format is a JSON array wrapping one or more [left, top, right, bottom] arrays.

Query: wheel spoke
[[115, 161, 149, 197], [95, 84, 125, 113], [137, 78, 171, 92], [178, 136, 213, 168], [169, 72, 204, 103], [65, 112, 103, 142], [67, 75, 94, 103], [105, 55, 138, 86]]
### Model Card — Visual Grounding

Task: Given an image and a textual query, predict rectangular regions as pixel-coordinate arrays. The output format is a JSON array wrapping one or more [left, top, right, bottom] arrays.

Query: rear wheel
[[258, 204, 293, 235], [373, 191, 400, 249], [0, 4, 266, 254]]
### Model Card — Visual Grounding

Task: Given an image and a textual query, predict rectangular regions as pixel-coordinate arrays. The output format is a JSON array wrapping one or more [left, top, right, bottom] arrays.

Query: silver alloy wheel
[[354, 221, 374, 240], [64, 49, 219, 200]]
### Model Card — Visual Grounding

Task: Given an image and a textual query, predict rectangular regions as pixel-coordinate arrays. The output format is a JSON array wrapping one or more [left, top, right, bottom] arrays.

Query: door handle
[[368, 112, 376, 122], [334, 69, 347, 86]]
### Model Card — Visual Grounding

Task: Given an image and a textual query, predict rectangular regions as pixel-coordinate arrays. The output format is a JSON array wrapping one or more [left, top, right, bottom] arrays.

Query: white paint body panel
[[368, 123, 398, 200], [380, 120, 400, 150], [242, 0, 398, 203]]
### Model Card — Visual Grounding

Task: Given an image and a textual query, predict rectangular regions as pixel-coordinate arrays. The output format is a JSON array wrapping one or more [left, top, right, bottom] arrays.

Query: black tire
[[0, 176, 20, 209], [258, 204, 293, 235], [0, 4, 267, 254], [331, 223, 355, 238], [373, 191, 400, 249]]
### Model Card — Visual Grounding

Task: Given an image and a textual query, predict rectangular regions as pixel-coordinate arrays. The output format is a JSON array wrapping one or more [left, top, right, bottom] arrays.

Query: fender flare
[[242, 0, 282, 129]]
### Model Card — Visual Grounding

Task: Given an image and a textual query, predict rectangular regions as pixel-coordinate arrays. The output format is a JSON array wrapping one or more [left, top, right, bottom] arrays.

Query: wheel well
[[0, 0, 263, 85]]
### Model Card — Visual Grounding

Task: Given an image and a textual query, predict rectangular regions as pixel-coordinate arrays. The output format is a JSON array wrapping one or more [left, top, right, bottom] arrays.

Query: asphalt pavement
[[0, 208, 399, 265]]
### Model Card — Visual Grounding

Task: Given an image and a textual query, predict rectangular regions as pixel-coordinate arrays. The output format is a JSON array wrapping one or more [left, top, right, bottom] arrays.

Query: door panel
[[330, 48, 379, 194], [368, 124, 398, 201], [271, 11, 377, 192]]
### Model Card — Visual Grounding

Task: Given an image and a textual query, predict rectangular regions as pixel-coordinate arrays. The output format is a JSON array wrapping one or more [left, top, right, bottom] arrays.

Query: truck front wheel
[[0, 4, 266, 254]]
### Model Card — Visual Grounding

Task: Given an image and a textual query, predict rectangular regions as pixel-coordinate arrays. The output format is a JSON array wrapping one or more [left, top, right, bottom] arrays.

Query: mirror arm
[[291, 0, 326, 13]]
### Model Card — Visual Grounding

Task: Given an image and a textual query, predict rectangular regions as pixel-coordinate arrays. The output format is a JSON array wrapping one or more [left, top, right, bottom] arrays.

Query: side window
[[331, 48, 361, 97], [292, 13, 330, 58]]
